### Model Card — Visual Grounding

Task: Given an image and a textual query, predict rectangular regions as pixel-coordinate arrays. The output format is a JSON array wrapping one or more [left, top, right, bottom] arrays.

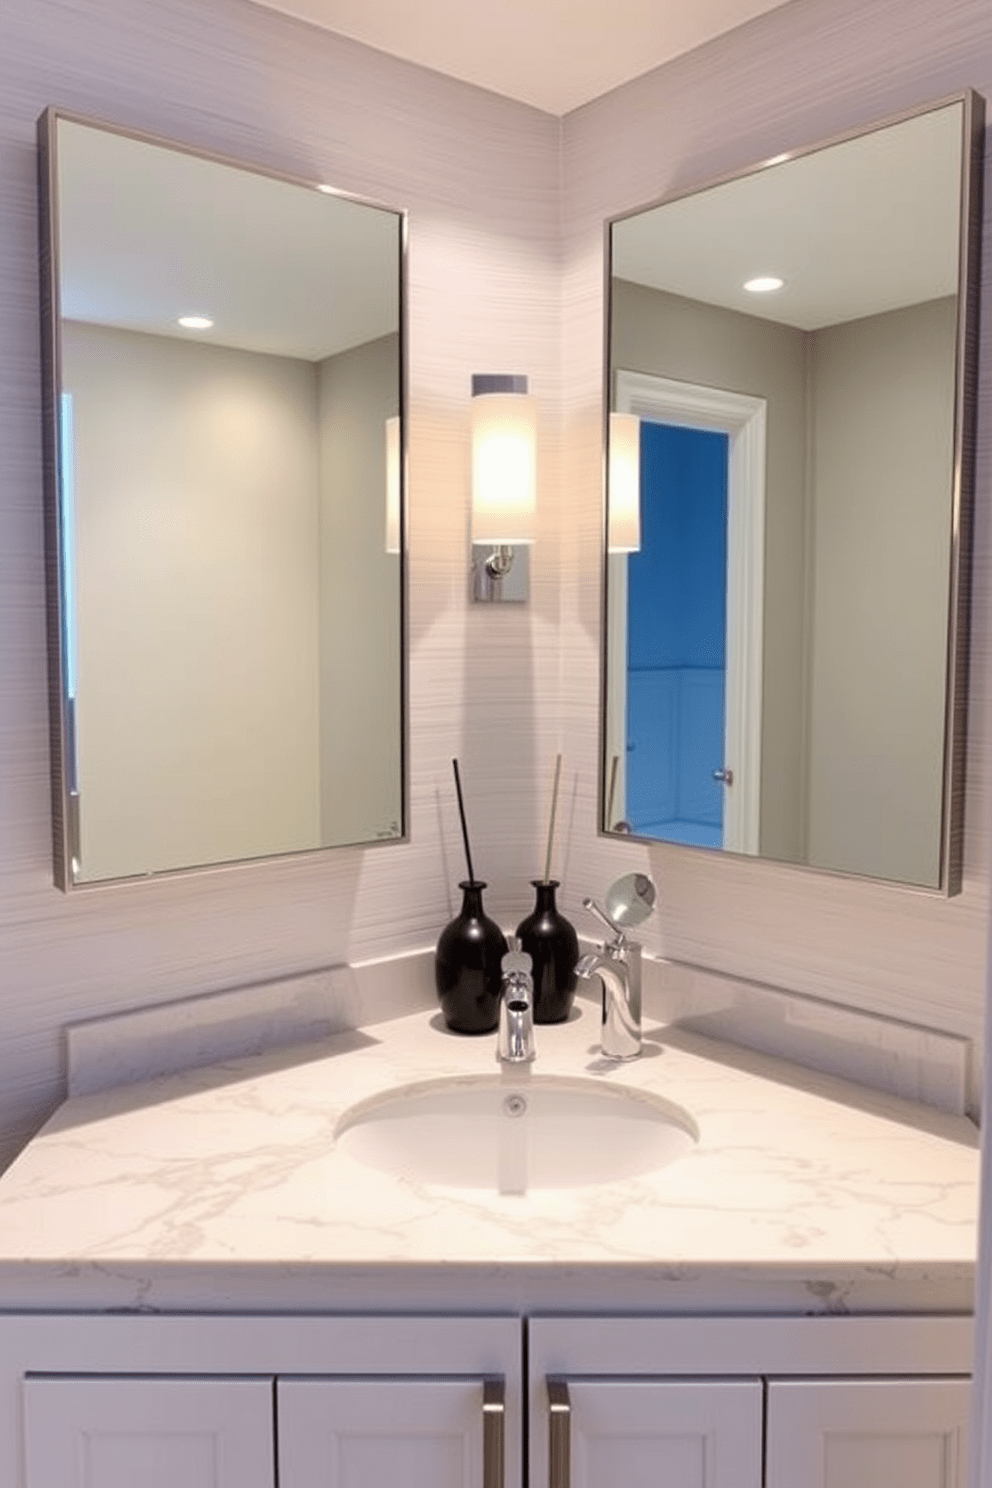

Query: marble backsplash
[[65, 947, 971, 1117]]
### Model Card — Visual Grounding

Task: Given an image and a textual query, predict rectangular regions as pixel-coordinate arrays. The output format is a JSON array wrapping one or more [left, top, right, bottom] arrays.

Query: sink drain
[[502, 1093, 528, 1118]]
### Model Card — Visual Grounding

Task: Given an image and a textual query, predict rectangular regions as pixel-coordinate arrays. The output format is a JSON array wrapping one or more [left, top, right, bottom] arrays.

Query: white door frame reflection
[[607, 370, 765, 854]]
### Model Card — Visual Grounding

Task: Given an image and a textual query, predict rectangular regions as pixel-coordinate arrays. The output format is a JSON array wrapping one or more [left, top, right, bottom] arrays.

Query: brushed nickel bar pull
[[483, 1377, 505, 1488], [548, 1377, 571, 1488]]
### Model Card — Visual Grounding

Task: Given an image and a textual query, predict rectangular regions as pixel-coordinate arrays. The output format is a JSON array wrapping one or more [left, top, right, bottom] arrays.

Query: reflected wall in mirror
[[603, 93, 984, 892], [39, 111, 406, 888]]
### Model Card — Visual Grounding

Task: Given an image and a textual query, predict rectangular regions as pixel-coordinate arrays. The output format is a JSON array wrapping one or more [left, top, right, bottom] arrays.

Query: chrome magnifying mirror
[[583, 872, 657, 939], [604, 872, 657, 929]]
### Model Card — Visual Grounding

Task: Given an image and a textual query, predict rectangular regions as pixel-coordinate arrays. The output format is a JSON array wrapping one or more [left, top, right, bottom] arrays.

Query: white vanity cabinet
[[277, 1376, 499, 1488], [551, 1376, 764, 1487], [1, 1312, 973, 1488], [529, 1316, 972, 1488], [23, 1375, 275, 1488], [3, 1315, 521, 1488], [23, 1374, 497, 1488], [764, 1377, 970, 1488]]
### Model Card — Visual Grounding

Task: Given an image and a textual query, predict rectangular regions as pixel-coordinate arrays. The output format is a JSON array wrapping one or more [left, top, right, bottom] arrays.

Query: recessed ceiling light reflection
[[743, 276, 784, 294], [178, 315, 213, 330]]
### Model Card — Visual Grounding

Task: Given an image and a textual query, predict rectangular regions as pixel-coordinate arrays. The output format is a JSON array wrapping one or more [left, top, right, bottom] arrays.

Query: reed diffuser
[[435, 759, 508, 1033], [516, 754, 579, 1023]]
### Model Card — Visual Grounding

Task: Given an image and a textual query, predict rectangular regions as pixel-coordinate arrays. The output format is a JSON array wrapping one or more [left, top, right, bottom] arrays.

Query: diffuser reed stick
[[451, 758, 476, 883], [543, 753, 563, 884]]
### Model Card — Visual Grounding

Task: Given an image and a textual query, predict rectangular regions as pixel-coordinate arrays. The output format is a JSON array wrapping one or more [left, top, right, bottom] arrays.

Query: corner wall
[[806, 296, 958, 884], [63, 321, 323, 879], [317, 333, 403, 847]]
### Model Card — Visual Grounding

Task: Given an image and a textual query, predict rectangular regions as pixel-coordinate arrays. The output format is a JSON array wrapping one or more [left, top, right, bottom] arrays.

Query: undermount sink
[[334, 1074, 698, 1192]]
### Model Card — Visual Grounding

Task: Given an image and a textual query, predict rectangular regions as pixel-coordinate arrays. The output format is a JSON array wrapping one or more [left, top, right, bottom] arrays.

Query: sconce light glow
[[385, 415, 401, 555], [470, 377, 536, 546], [608, 412, 641, 553], [177, 315, 213, 330], [743, 276, 784, 294], [470, 374, 536, 603]]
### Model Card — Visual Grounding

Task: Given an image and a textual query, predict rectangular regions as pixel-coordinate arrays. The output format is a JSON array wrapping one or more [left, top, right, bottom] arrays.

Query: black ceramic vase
[[516, 879, 579, 1024], [435, 880, 508, 1034]]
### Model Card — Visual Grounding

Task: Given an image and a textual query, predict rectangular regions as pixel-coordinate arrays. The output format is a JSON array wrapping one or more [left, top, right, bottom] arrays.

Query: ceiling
[[613, 102, 963, 331], [244, 0, 797, 116], [57, 118, 400, 360]]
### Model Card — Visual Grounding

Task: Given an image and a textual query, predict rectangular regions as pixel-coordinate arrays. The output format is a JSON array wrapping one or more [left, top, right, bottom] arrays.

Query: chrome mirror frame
[[37, 107, 409, 890], [598, 89, 985, 896]]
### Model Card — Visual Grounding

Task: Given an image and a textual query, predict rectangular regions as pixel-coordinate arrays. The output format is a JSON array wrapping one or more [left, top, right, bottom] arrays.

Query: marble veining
[[0, 1005, 978, 1316]]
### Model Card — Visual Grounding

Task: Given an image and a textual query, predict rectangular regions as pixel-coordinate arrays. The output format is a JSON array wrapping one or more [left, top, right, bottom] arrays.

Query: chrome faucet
[[496, 940, 536, 1064], [576, 895, 644, 1060]]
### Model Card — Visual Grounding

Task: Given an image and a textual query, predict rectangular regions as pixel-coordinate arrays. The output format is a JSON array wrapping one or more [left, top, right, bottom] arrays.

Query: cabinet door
[[561, 1379, 762, 1488], [278, 1377, 500, 1488], [23, 1375, 274, 1488], [766, 1378, 971, 1488]]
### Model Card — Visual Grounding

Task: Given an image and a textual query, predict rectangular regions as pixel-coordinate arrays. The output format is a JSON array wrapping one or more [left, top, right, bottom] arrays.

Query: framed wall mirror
[[38, 110, 406, 889], [602, 92, 983, 893]]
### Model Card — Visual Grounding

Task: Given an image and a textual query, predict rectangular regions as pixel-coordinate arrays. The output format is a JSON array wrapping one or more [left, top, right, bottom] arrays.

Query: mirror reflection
[[603, 95, 981, 890], [41, 113, 405, 886]]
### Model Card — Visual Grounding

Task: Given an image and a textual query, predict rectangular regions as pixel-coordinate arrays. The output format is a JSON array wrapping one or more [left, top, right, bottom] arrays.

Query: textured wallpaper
[[0, 0, 987, 1166]]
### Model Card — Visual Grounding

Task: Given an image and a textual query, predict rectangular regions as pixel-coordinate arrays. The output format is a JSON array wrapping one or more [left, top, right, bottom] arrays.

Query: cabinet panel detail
[[277, 1377, 490, 1488], [568, 1378, 762, 1488], [22, 1375, 274, 1488], [765, 1377, 971, 1488]]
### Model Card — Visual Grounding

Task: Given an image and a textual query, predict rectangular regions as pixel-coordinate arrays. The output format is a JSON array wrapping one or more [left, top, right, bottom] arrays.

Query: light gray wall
[[609, 286, 961, 885], [560, 0, 990, 1105], [610, 280, 809, 861], [62, 320, 322, 880], [0, 0, 560, 1169], [317, 333, 402, 846], [806, 296, 958, 884]]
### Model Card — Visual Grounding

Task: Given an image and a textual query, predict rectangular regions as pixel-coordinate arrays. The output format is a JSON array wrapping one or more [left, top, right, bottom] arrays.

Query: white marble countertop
[[0, 1003, 978, 1316]]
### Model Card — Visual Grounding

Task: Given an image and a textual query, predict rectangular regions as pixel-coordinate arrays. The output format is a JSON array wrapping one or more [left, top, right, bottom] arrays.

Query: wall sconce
[[471, 374, 536, 602], [385, 414, 401, 555], [608, 412, 641, 553]]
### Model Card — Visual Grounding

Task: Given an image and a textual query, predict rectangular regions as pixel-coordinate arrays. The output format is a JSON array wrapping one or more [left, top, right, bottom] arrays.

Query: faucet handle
[[582, 896, 624, 942]]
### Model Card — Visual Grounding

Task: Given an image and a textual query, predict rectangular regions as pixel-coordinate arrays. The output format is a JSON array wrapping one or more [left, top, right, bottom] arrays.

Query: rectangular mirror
[[602, 92, 983, 892], [39, 111, 406, 888]]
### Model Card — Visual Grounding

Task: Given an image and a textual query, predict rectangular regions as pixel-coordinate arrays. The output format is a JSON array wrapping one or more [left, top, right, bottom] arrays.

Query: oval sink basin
[[335, 1075, 698, 1192]]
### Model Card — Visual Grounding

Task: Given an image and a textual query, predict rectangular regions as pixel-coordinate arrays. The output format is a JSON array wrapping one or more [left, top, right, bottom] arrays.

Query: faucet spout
[[497, 942, 536, 1064], [576, 941, 642, 1060]]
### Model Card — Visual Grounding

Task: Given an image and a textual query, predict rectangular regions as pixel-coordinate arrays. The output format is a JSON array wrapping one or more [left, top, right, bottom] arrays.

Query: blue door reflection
[[626, 421, 729, 847]]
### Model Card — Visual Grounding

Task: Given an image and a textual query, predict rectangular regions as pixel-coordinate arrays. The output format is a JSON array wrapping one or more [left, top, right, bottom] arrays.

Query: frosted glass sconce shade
[[608, 411, 641, 552], [470, 376, 536, 546], [385, 414, 401, 554], [470, 374, 536, 602]]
